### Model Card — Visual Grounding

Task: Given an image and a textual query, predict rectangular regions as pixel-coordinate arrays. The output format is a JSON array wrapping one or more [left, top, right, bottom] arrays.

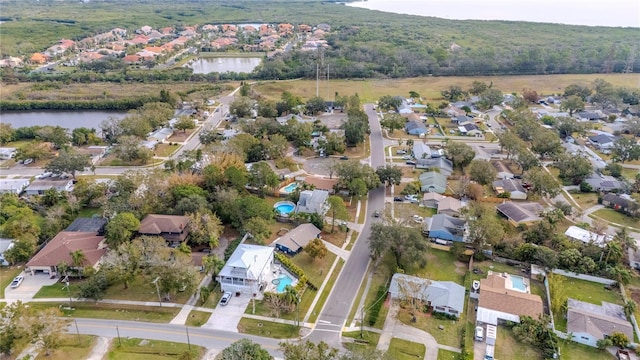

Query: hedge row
[[367, 284, 388, 326], [0, 98, 153, 111], [274, 252, 318, 291]]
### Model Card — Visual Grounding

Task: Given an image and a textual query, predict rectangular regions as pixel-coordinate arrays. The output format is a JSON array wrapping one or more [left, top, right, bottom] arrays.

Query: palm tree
[[604, 241, 623, 264], [70, 250, 86, 278], [203, 254, 225, 280], [282, 285, 299, 312], [614, 227, 637, 252], [624, 300, 637, 319]]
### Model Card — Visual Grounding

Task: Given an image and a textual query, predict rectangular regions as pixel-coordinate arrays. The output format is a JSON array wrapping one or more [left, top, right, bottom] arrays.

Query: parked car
[[475, 326, 484, 341], [10, 275, 24, 288], [220, 291, 232, 306], [406, 161, 416, 166], [23, 158, 33, 165], [340, 156, 349, 160], [394, 196, 404, 202], [402, 155, 412, 160], [396, 150, 407, 155], [373, 210, 380, 218]]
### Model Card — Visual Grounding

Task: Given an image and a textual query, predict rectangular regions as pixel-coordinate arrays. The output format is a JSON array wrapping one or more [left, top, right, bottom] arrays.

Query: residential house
[[425, 214, 468, 243], [566, 299, 634, 347], [496, 202, 544, 225], [0, 238, 15, 266], [415, 158, 454, 176], [138, 214, 190, 244], [0, 57, 24, 68], [419, 171, 447, 194], [296, 189, 330, 216], [476, 272, 544, 325], [445, 106, 467, 118], [437, 197, 463, 217], [147, 128, 174, 143], [405, 120, 428, 136], [272, 223, 321, 255], [584, 173, 622, 193], [422, 192, 446, 209], [29, 53, 48, 64], [25, 231, 107, 276], [65, 217, 107, 235], [388, 273, 465, 318], [602, 193, 639, 216], [577, 111, 605, 121], [452, 115, 472, 124], [24, 178, 74, 196], [139, 25, 153, 34], [492, 179, 527, 200], [217, 244, 274, 294], [123, 55, 141, 64], [588, 134, 617, 152], [412, 142, 431, 160], [458, 123, 482, 137], [0, 178, 31, 195], [564, 226, 611, 247]]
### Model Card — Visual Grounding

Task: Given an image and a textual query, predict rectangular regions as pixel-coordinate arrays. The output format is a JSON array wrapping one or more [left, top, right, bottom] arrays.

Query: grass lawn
[[387, 338, 426, 360], [289, 251, 337, 289], [154, 143, 179, 157], [321, 227, 350, 247], [591, 208, 640, 229], [0, 266, 23, 298], [198, 283, 223, 308], [342, 330, 381, 347], [438, 349, 459, 360], [393, 203, 436, 225], [76, 207, 102, 218], [29, 302, 179, 323], [558, 339, 614, 360], [362, 256, 393, 329], [570, 192, 599, 210], [357, 200, 367, 224], [309, 259, 344, 323], [495, 326, 542, 360], [185, 310, 211, 327], [35, 335, 95, 360], [409, 247, 465, 284], [105, 338, 203, 360], [397, 309, 465, 348], [237, 318, 299, 339], [246, 287, 316, 322], [102, 274, 199, 304], [34, 280, 81, 298], [345, 231, 359, 251], [621, 167, 639, 182]]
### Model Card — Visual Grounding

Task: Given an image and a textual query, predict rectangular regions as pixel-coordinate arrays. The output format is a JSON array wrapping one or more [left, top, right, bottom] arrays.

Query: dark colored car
[[394, 196, 404, 202], [340, 156, 349, 160], [373, 210, 381, 217]]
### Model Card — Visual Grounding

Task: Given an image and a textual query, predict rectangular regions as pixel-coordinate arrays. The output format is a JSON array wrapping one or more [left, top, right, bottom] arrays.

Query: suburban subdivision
[[1, 2, 640, 360]]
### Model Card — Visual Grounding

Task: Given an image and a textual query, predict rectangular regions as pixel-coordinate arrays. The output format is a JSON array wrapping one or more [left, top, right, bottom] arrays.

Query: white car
[[10, 275, 24, 288], [475, 326, 484, 341], [219, 291, 232, 306]]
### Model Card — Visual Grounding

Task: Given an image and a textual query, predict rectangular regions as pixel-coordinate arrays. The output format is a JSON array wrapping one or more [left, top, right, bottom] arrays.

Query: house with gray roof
[[272, 223, 321, 255], [0, 147, 17, 160], [389, 273, 465, 318], [584, 173, 622, 193], [567, 298, 633, 347], [66, 217, 107, 235], [415, 158, 453, 176], [492, 179, 527, 200], [412, 142, 431, 160], [296, 189, 330, 216], [419, 171, 447, 194], [425, 214, 468, 243], [458, 123, 482, 137], [602, 193, 639, 216], [24, 178, 74, 196], [496, 201, 544, 225], [0, 178, 31, 195], [405, 120, 428, 136], [588, 134, 617, 152], [147, 127, 174, 143]]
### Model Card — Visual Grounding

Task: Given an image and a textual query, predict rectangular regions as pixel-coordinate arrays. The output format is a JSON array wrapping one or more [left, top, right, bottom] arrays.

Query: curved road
[[307, 103, 385, 348]]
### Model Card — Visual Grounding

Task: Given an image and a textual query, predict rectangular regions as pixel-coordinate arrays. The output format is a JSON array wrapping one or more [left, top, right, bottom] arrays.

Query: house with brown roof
[[566, 298, 634, 347], [29, 53, 48, 64], [138, 214, 190, 245], [477, 271, 544, 325], [25, 231, 107, 276], [302, 176, 338, 194], [123, 55, 141, 64]]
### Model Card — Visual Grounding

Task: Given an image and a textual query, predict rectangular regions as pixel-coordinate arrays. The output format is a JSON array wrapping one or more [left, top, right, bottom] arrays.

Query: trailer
[[484, 344, 495, 360], [486, 324, 497, 346]]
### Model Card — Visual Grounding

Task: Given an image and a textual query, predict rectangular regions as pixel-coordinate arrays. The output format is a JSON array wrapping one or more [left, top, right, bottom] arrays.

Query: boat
[[472, 280, 480, 291]]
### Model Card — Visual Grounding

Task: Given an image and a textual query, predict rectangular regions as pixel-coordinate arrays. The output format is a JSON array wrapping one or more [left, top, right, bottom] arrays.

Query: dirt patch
[[630, 288, 640, 304], [170, 129, 196, 142], [454, 261, 466, 276]]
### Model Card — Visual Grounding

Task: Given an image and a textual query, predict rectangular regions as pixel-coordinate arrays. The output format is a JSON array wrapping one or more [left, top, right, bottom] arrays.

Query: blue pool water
[[282, 182, 299, 193], [511, 276, 526, 291], [276, 275, 293, 293], [275, 203, 295, 214]]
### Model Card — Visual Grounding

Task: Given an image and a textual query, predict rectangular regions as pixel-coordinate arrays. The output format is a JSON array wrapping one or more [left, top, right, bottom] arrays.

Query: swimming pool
[[510, 275, 527, 292], [281, 182, 299, 194], [274, 201, 296, 215], [272, 274, 294, 293]]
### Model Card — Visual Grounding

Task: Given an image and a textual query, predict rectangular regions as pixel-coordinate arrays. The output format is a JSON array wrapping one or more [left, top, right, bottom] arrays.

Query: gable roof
[[588, 134, 616, 144], [496, 202, 543, 223], [296, 189, 329, 214], [478, 273, 543, 319], [423, 192, 446, 202], [419, 171, 448, 193], [603, 193, 635, 208], [26, 231, 106, 268], [564, 226, 610, 247], [388, 273, 465, 314], [413, 142, 431, 159], [272, 223, 321, 252], [139, 214, 189, 234], [438, 197, 462, 214], [428, 214, 466, 236], [567, 298, 633, 340], [493, 179, 526, 193], [416, 158, 453, 176], [406, 120, 428, 133], [219, 244, 273, 281]]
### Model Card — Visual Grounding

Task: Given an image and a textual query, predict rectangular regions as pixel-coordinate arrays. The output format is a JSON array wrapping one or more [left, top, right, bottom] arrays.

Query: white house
[[217, 244, 274, 294], [24, 178, 74, 196], [564, 226, 611, 247], [0, 238, 15, 266], [0, 178, 31, 195], [0, 147, 17, 160], [296, 189, 330, 216], [388, 273, 465, 318]]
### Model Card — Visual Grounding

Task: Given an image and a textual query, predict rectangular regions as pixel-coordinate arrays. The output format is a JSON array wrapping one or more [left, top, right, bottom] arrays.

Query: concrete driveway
[[202, 292, 252, 332], [4, 273, 59, 302]]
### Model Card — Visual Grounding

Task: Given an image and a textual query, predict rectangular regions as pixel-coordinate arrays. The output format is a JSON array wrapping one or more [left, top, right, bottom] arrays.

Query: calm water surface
[[347, 0, 639, 28], [186, 57, 263, 74], [0, 111, 127, 131]]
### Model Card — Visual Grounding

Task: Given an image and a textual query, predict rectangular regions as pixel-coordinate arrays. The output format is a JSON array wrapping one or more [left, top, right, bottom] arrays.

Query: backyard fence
[[551, 269, 616, 285]]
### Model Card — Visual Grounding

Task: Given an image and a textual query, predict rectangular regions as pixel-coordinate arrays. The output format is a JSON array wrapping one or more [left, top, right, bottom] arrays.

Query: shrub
[[224, 237, 242, 261], [367, 284, 388, 326], [432, 311, 458, 321]]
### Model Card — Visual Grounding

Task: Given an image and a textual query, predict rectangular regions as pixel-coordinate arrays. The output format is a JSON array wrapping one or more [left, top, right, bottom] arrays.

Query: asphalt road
[[307, 103, 385, 348], [70, 318, 285, 357]]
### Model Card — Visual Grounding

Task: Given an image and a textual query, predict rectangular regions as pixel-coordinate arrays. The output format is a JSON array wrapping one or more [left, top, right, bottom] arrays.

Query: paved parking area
[[202, 292, 252, 332], [4, 273, 59, 302]]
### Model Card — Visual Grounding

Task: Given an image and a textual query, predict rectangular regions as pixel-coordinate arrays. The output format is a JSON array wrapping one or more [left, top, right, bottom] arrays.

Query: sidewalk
[[170, 274, 213, 325]]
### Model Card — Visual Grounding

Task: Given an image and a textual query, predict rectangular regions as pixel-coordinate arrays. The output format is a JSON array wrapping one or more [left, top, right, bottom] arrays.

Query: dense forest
[[1, 0, 639, 77]]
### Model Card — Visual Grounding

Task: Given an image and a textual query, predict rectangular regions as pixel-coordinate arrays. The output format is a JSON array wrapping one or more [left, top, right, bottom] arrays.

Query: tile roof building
[[138, 214, 190, 244], [477, 272, 543, 325], [25, 231, 106, 275]]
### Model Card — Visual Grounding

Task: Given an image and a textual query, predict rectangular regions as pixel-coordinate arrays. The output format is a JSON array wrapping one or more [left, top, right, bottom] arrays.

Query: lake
[[185, 57, 263, 74], [346, 0, 640, 28], [0, 110, 127, 132]]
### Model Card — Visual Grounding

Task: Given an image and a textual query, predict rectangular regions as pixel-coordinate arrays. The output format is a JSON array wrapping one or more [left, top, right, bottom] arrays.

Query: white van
[[475, 326, 484, 341], [485, 344, 495, 360]]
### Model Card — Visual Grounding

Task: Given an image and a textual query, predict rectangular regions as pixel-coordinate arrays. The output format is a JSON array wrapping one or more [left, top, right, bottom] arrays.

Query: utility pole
[[152, 277, 162, 307], [186, 327, 191, 350], [360, 306, 364, 338], [63, 275, 72, 306], [316, 62, 319, 97], [74, 319, 81, 344]]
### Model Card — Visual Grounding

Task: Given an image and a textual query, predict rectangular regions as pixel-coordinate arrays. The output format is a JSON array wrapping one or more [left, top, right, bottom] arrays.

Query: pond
[[185, 57, 262, 74], [0, 110, 127, 131]]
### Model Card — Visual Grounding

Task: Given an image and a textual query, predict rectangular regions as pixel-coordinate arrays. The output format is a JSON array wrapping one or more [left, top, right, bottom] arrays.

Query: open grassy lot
[[105, 338, 203, 360], [495, 326, 542, 360], [592, 209, 640, 229], [29, 302, 179, 323], [558, 340, 613, 360], [289, 251, 337, 289], [309, 259, 344, 323], [154, 143, 179, 157], [397, 309, 465, 348], [387, 338, 426, 360], [237, 318, 299, 339], [570, 192, 599, 210], [0, 266, 23, 298], [342, 330, 381, 347], [438, 349, 460, 360], [101, 274, 200, 304], [185, 310, 211, 327], [408, 247, 465, 284], [34, 280, 81, 298], [621, 168, 639, 182], [35, 335, 95, 360], [245, 287, 316, 322]]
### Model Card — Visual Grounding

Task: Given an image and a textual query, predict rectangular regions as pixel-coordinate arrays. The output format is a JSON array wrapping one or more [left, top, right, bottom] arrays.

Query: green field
[[105, 338, 203, 360], [237, 318, 299, 339], [387, 338, 426, 360]]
